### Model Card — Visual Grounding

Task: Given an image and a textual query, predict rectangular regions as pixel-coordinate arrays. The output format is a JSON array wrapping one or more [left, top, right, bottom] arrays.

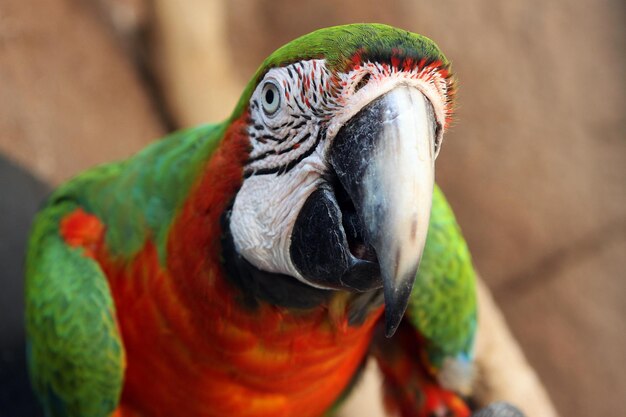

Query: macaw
[[25, 24, 478, 417]]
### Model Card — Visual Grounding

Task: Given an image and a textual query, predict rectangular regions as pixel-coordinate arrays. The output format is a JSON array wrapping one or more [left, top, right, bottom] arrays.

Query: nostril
[[434, 121, 443, 154], [353, 73, 371, 93]]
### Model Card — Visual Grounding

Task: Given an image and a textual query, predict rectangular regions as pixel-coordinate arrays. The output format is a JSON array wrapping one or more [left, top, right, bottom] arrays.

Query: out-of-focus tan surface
[[147, 0, 242, 128], [472, 279, 558, 417], [0, 0, 164, 185], [1, 0, 624, 416]]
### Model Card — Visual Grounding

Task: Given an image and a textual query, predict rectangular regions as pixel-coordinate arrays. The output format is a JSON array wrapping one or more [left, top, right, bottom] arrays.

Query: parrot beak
[[329, 85, 437, 337]]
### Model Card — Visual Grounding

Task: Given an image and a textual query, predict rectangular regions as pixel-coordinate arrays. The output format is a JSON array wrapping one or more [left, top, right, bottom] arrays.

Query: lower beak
[[330, 85, 437, 337]]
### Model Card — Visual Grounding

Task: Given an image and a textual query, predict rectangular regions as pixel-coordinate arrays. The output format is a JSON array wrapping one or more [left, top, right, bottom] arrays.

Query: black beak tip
[[384, 313, 403, 338], [383, 284, 413, 338]]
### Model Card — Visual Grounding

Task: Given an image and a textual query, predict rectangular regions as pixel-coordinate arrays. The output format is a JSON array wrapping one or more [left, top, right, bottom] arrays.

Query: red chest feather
[[104, 241, 381, 416]]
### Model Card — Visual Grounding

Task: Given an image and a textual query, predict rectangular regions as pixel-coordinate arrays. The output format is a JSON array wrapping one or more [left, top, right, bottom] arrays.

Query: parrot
[[25, 23, 478, 417]]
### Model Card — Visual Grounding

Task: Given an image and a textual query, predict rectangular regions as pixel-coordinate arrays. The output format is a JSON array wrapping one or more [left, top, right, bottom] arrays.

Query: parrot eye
[[261, 81, 281, 116]]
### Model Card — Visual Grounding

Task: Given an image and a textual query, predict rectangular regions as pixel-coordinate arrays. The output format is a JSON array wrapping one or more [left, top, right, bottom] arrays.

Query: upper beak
[[329, 85, 437, 337]]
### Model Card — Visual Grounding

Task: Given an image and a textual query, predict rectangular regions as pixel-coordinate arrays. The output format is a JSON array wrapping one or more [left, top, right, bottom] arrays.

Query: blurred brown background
[[1, 0, 624, 416]]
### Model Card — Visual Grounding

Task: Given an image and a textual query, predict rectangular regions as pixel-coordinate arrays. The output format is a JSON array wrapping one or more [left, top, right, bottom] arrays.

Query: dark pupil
[[265, 88, 275, 105]]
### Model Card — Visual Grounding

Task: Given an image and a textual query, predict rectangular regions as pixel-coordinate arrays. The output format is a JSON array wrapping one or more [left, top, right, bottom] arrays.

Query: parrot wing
[[407, 184, 477, 374], [371, 185, 477, 417], [25, 200, 125, 417]]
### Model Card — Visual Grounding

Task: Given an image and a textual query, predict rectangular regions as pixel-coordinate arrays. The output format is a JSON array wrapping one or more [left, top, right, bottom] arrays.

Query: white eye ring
[[261, 81, 281, 116]]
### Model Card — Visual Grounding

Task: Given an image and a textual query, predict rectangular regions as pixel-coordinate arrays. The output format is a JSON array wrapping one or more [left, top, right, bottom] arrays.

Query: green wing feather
[[407, 185, 477, 368], [25, 201, 124, 417]]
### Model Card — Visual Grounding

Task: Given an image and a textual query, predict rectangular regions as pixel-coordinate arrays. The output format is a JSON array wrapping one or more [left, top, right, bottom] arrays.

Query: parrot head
[[223, 24, 455, 337]]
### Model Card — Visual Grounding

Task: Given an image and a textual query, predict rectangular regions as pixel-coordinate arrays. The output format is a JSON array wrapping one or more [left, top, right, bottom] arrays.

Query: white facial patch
[[230, 137, 327, 285], [231, 61, 334, 286]]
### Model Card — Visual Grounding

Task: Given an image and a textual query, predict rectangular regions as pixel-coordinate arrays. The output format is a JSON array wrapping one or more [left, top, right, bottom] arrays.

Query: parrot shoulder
[[25, 199, 125, 417]]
